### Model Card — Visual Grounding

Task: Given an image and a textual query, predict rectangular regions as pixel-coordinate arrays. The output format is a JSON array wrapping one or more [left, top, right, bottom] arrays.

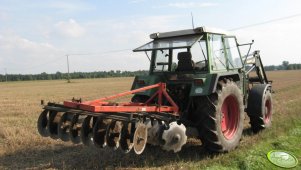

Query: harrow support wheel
[[106, 120, 122, 150], [37, 110, 49, 137], [93, 118, 111, 148], [198, 80, 244, 152], [120, 122, 135, 153], [133, 122, 148, 155], [58, 112, 73, 141]]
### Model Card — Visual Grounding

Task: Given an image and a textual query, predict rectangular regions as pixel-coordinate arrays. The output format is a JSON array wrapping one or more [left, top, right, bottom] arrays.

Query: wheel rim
[[221, 95, 240, 140], [264, 99, 272, 124]]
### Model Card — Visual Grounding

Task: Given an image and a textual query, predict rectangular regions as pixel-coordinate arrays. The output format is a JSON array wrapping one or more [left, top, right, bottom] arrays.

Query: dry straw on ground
[[0, 71, 300, 169]]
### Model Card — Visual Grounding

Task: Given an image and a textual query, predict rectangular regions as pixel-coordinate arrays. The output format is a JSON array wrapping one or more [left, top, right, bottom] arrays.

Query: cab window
[[153, 49, 169, 72], [225, 37, 242, 68], [209, 34, 227, 70]]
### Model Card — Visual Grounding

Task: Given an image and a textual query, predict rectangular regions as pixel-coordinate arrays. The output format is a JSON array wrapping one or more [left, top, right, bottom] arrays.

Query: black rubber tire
[[247, 85, 273, 133], [198, 80, 244, 152]]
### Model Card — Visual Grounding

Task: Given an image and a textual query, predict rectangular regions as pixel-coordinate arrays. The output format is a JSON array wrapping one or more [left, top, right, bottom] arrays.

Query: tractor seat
[[176, 52, 195, 71]]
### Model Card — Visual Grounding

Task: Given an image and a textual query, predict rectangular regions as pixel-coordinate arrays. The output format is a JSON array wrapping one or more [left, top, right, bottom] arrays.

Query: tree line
[[264, 61, 301, 71], [0, 70, 148, 82], [0, 61, 300, 82]]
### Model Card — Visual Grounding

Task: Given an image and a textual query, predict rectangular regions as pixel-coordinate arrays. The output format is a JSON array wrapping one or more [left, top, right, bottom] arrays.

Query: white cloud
[[0, 33, 58, 53], [54, 19, 86, 38], [56, 15, 184, 72], [0, 32, 63, 73], [84, 15, 183, 46], [234, 16, 301, 65], [168, 2, 218, 8]]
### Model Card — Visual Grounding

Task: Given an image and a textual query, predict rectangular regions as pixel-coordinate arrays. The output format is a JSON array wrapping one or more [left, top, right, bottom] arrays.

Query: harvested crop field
[[0, 70, 300, 169]]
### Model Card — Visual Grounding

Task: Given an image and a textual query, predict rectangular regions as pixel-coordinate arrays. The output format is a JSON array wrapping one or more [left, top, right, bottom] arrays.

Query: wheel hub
[[221, 95, 240, 140], [264, 99, 272, 123]]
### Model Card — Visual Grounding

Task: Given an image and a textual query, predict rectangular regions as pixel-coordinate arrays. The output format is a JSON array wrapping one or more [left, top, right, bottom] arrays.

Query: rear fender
[[190, 72, 241, 96], [189, 74, 216, 96]]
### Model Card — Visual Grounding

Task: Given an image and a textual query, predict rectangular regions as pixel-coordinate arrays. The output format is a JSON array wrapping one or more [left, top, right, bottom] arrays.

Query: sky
[[0, 0, 301, 74]]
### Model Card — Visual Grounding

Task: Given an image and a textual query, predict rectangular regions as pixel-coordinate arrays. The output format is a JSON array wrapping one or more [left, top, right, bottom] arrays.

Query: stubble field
[[0, 70, 300, 169]]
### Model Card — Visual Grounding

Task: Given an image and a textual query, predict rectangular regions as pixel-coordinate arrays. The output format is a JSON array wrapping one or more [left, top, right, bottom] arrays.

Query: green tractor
[[131, 27, 273, 152], [37, 27, 273, 154]]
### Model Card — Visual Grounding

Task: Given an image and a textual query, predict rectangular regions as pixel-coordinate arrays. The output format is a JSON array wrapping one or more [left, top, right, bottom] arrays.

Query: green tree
[[282, 61, 289, 70]]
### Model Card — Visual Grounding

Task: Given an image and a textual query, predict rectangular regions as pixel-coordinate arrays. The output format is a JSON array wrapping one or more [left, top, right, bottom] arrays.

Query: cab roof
[[149, 26, 230, 39]]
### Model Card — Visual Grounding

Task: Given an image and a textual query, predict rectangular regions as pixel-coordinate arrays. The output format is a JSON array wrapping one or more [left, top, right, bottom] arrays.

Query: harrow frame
[[38, 82, 181, 154], [63, 82, 179, 114]]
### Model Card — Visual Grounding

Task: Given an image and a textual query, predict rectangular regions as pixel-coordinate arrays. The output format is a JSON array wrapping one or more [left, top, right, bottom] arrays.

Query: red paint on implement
[[221, 95, 240, 140], [64, 83, 179, 115]]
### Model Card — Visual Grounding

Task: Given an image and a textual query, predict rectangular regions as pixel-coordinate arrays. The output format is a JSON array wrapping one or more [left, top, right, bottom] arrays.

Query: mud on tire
[[198, 80, 244, 152]]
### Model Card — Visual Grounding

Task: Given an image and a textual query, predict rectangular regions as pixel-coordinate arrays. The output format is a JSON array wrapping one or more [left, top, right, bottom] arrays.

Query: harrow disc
[[57, 112, 73, 141], [48, 111, 63, 139], [69, 114, 83, 144], [106, 120, 122, 150], [93, 117, 111, 148], [133, 122, 148, 155], [37, 110, 49, 137], [80, 116, 95, 146], [161, 121, 187, 153], [120, 122, 135, 153]]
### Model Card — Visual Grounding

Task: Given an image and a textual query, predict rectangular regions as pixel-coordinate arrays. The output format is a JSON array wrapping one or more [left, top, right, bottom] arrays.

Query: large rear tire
[[198, 80, 244, 152], [247, 85, 273, 133]]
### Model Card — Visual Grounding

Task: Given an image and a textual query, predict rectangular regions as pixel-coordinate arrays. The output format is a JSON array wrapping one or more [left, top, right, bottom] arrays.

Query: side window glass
[[154, 50, 169, 72], [172, 48, 186, 71], [225, 37, 242, 68], [191, 39, 208, 70], [209, 35, 226, 70]]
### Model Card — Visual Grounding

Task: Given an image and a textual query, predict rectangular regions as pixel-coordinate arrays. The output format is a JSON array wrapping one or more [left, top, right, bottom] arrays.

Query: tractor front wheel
[[198, 80, 244, 152], [247, 85, 273, 133]]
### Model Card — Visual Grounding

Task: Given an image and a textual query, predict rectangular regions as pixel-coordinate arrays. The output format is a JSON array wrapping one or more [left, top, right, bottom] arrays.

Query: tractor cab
[[132, 27, 244, 105], [134, 27, 243, 74]]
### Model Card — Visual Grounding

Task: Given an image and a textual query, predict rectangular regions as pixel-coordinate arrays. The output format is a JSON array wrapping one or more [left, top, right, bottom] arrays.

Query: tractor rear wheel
[[198, 80, 244, 152], [247, 85, 273, 133]]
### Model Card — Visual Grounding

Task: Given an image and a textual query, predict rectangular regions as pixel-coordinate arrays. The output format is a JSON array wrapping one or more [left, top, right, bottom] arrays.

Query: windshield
[[149, 35, 208, 72], [133, 35, 201, 51]]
